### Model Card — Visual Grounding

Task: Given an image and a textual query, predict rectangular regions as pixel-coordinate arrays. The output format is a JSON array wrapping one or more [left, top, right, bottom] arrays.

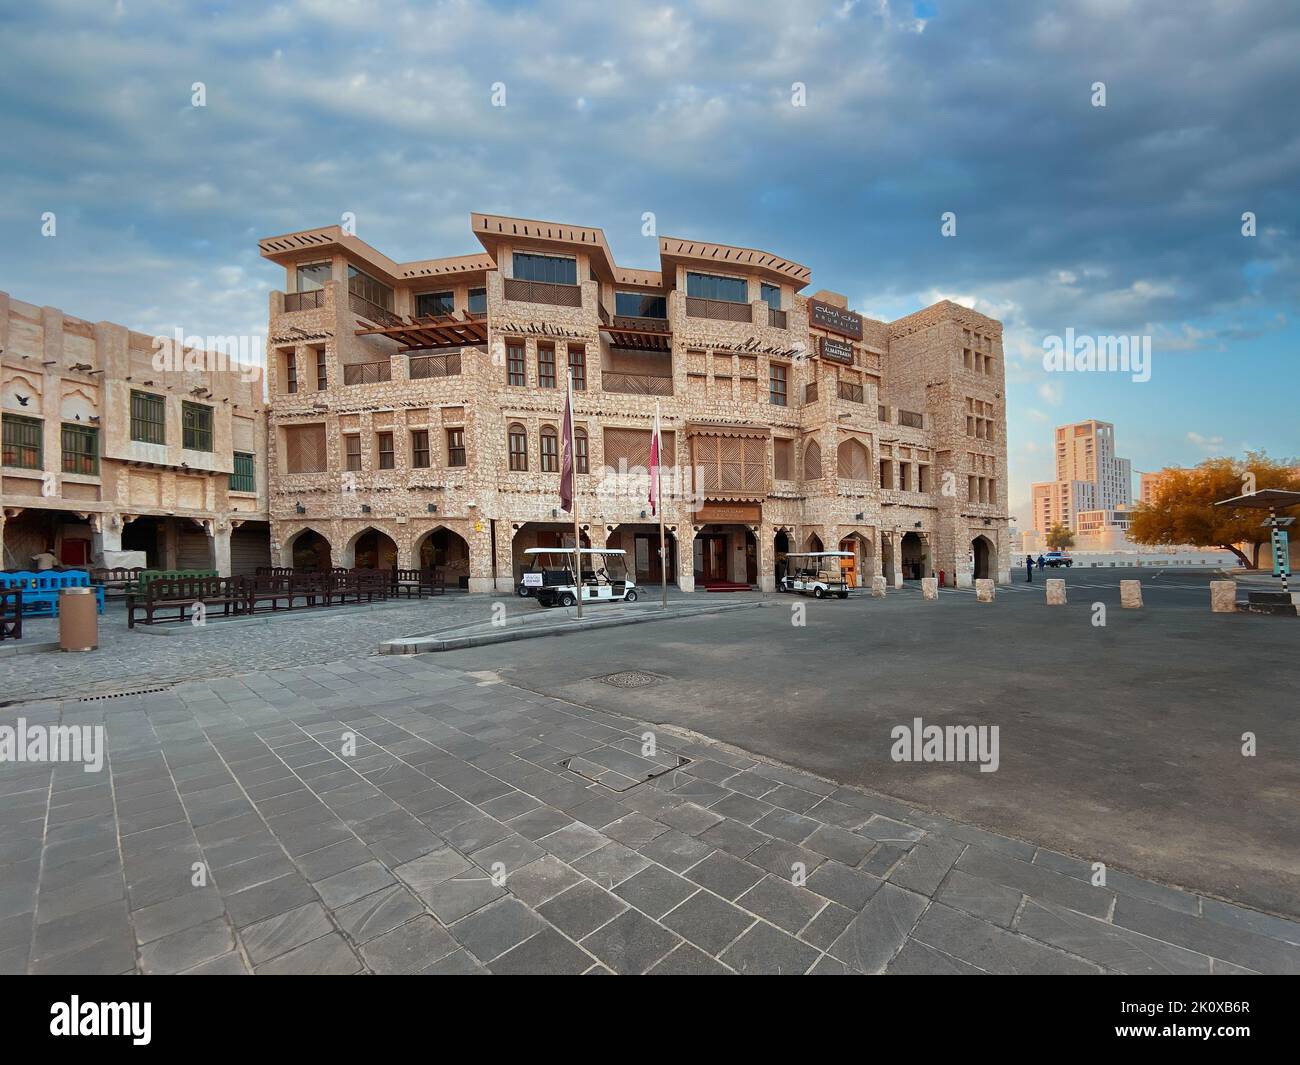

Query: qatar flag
[[648, 402, 661, 516], [559, 373, 574, 513]]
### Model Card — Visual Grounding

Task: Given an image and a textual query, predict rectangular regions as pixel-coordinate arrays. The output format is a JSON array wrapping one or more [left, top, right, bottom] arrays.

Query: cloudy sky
[[2, 0, 1296, 522]]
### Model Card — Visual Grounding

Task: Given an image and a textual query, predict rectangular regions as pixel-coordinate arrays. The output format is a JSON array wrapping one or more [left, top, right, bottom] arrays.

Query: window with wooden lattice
[[691, 433, 766, 494], [284, 424, 328, 474], [837, 438, 872, 480], [602, 428, 675, 471]]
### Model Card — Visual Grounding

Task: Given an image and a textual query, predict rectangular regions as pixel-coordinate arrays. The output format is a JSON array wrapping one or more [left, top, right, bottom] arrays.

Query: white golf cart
[[779, 551, 852, 599], [524, 548, 639, 608]]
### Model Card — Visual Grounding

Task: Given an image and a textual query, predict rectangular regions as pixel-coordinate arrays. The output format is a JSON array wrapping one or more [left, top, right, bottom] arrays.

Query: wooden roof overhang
[[602, 317, 672, 352], [684, 421, 772, 439], [354, 313, 488, 352]]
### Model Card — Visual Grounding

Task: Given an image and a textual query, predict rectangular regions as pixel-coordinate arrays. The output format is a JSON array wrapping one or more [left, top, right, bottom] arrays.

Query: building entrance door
[[699, 535, 728, 582]]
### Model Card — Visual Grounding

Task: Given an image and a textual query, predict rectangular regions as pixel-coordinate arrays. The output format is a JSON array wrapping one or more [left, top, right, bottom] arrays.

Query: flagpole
[[657, 402, 667, 610], [568, 368, 583, 620]]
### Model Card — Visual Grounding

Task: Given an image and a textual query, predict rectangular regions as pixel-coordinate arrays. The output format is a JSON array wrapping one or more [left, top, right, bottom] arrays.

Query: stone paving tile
[[720, 921, 821, 975], [659, 891, 754, 955], [581, 908, 682, 975], [6, 648, 1295, 976]]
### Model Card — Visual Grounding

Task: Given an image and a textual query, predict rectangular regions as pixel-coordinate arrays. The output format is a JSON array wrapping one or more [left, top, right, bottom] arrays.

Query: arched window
[[574, 427, 589, 474], [508, 423, 528, 471], [540, 425, 559, 472], [804, 439, 822, 480], [837, 438, 871, 480]]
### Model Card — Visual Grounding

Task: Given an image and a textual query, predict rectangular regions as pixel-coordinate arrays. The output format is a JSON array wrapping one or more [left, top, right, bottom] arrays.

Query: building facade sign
[[819, 336, 855, 365], [808, 299, 864, 340]]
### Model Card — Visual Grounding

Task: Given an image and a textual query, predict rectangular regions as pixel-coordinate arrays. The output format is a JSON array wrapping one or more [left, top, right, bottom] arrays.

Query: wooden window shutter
[[284, 424, 327, 473]]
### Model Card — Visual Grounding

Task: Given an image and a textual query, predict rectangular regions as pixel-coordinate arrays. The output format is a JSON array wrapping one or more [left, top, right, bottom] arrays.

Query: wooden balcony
[[838, 380, 865, 404], [768, 307, 788, 329], [602, 314, 672, 352], [408, 352, 462, 380], [343, 361, 392, 386], [348, 291, 401, 327], [603, 371, 673, 396], [502, 278, 583, 307], [686, 297, 752, 324], [284, 289, 324, 312]]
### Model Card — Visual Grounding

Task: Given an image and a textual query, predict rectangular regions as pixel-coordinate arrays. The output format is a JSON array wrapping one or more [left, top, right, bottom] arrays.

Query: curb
[[380, 600, 767, 654]]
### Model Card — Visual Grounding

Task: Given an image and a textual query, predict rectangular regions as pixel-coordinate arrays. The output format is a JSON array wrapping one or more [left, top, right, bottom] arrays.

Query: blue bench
[[0, 571, 106, 616]]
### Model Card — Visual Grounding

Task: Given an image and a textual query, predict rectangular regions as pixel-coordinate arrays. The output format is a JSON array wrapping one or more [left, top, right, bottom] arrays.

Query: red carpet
[[699, 580, 752, 593]]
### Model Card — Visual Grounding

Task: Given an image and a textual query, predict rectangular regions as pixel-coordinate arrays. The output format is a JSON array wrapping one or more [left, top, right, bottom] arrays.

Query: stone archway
[[347, 526, 398, 570], [805, 532, 825, 553], [972, 534, 995, 581], [694, 524, 756, 587], [416, 526, 471, 589], [607, 523, 677, 586], [900, 530, 930, 580], [773, 528, 791, 584], [838, 531, 874, 588], [287, 528, 332, 571]]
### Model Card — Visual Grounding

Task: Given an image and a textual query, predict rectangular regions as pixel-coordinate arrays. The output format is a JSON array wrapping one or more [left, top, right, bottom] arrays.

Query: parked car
[[1041, 551, 1073, 568]]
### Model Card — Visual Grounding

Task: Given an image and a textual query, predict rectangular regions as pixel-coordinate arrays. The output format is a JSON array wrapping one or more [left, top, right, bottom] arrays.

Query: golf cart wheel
[[838, 592, 848, 599], [1065, 561, 1072, 568], [559, 592, 576, 608], [624, 589, 638, 603], [517, 585, 530, 597], [814, 587, 825, 599]]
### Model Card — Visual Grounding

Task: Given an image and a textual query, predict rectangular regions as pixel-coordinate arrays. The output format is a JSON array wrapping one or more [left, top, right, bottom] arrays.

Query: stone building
[[257, 214, 1010, 592], [0, 291, 270, 574]]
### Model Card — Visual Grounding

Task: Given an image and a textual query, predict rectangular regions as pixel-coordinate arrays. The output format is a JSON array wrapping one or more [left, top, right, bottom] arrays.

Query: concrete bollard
[[921, 577, 938, 600], [975, 578, 995, 603], [1210, 581, 1237, 613], [871, 576, 887, 598], [1120, 580, 1142, 608], [1046, 578, 1066, 605]]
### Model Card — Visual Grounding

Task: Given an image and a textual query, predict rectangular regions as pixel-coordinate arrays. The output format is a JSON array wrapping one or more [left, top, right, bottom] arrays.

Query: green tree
[[1128, 451, 1300, 568], [1045, 523, 1074, 550]]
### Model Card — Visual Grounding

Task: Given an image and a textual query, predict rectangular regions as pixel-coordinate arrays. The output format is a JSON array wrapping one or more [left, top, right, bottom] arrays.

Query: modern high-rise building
[[1032, 419, 1132, 537]]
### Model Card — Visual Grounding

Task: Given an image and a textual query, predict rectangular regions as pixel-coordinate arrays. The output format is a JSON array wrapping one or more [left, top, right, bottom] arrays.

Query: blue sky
[[1, 0, 1296, 522]]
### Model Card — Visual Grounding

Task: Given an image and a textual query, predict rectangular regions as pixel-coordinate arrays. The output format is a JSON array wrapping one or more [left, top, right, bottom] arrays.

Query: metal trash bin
[[58, 587, 99, 652]]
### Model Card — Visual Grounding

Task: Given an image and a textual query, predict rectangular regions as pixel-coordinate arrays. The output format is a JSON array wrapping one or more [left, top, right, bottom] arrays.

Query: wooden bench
[[0, 589, 22, 641], [127, 576, 245, 627], [390, 568, 444, 598]]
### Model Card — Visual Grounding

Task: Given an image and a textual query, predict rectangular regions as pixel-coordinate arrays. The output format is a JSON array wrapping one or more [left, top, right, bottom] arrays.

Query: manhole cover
[[559, 746, 690, 792], [594, 670, 663, 688]]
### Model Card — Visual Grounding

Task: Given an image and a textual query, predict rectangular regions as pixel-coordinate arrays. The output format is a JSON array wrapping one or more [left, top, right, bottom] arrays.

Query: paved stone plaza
[[3, 569, 1298, 975]]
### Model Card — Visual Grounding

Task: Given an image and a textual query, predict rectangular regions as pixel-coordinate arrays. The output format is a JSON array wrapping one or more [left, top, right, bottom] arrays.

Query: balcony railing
[[838, 380, 865, 404], [503, 278, 583, 307], [343, 361, 392, 386], [284, 289, 324, 312], [348, 291, 401, 327], [768, 307, 787, 329], [686, 297, 752, 323], [804, 382, 819, 403], [408, 352, 461, 380], [602, 371, 673, 396]]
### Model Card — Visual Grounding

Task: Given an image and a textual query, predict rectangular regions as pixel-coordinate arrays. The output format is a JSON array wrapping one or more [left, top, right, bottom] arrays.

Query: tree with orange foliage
[[1129, 452, 1300, 568]]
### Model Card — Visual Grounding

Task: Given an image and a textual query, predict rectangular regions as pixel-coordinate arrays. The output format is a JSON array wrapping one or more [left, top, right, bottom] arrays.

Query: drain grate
[[79, 686, 172, 702], [593, 670, 663, 689]]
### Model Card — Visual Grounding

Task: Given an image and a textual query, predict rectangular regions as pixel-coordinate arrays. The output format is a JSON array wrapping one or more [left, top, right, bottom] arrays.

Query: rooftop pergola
[[354, 313, 489, 352]]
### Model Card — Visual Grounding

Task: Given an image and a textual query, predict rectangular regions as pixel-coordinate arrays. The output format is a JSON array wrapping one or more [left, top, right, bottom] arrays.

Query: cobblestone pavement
[[0, 591, 761, 704], [3, 654, 1296, 975]]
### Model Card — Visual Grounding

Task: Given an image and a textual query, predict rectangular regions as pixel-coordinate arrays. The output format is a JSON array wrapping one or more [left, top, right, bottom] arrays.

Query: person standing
[[1025, 554, 1034, 582]]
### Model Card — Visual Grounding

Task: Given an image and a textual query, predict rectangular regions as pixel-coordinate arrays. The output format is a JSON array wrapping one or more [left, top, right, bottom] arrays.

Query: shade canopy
[[1214, 489, 1300, 510]]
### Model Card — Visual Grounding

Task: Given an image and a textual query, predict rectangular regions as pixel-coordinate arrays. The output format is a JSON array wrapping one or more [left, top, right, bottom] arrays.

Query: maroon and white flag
[[559, 372, 574, 513], [648, 402, 661, 516]]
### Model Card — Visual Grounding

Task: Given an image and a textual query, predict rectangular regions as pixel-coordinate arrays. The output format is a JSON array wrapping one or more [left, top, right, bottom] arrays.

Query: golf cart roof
[[785, 551, 854, 559], [522, 547, 627, 556]]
